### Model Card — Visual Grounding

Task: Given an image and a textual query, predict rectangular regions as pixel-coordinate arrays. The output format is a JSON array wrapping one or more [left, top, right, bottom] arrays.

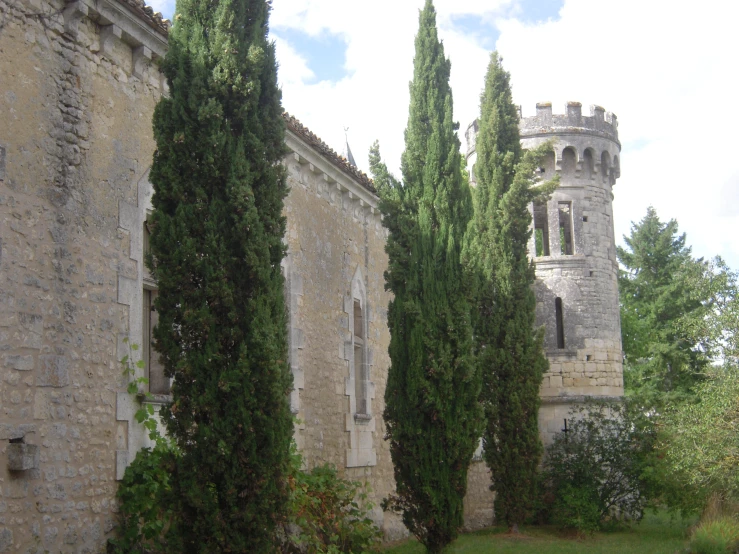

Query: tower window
[[555, 297, 565, 349], [533, 202, 550, 257], [558, 202, 573, 255], [353, 300, 367, 415]]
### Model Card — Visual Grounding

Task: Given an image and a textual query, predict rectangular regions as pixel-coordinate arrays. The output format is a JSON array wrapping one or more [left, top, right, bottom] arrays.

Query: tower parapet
[[521, 102, 619, 144]]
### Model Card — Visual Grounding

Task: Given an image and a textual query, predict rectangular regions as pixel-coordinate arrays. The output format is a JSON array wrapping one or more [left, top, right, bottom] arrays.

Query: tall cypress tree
[[374, 2, 481, 551], [464, 53, 555, 532], [147, 0, 292, 550]]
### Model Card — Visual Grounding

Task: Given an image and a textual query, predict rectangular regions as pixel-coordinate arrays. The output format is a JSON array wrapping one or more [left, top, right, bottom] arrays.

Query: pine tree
[[147, 0, 293, 550], [372, 2, 481, 551], [464, 53, 555, 532], [618, 207, 711, 408]]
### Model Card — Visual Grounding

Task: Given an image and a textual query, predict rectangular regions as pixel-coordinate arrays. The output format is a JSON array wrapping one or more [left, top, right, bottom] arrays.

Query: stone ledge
[[534, 255, 587, 270], [540, 395, 624, 405], [0, 424, 36, 441], [73, 0, 168, 58]]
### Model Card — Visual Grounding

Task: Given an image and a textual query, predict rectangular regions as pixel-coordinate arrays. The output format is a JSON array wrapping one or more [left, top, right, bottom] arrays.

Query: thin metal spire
[[343, 126, 357, 167]]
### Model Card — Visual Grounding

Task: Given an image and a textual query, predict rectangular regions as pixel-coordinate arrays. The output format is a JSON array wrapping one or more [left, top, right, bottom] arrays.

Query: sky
[[147, 0, 739, 271]]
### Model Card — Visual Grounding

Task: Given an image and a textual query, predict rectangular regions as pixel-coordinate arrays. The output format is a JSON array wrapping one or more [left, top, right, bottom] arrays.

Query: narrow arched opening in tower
[[555, 297, 565, 349], [583, 148, 595, 180], [601, 151, 612, 185], [562, 146, 577, 178]]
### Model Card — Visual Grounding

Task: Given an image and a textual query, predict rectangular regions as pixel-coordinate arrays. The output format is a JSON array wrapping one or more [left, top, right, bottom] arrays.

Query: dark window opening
[[558, 202, 573, 255], [582, 216, 588, 222], [353, 300, 367, 415], [555, 297, 565, 349], [534, 202, 550, 257], [143, 289, 169, 395], [353, 299, 363, 339]]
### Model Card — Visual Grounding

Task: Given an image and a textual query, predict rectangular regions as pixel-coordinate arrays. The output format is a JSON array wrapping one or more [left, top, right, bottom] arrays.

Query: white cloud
[[495, 0, 739, 269], [265, 0, 739, 270], [272, 35, 315, 86]]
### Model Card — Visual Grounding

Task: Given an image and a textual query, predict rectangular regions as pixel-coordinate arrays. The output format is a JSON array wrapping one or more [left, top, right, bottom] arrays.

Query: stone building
[[466, 101, 624, 444], [0, 0, 620, 551]]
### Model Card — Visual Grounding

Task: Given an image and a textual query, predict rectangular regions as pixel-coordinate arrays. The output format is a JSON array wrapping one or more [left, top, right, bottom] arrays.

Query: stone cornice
[[285, 128, 379, 212], [66, 0, 168, 59]]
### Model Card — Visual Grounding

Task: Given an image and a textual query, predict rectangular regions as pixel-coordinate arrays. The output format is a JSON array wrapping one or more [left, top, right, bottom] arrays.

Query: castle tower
[[465, 102, 624, 444]]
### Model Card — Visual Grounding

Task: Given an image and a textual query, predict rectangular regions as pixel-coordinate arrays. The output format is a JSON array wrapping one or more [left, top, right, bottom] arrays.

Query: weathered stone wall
[[463, 459, 494, 531], [0, 0, 166, 550], [280, 135, 404, 539]]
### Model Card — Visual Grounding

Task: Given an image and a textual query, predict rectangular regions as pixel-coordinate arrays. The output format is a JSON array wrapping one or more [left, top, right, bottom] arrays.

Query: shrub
[[541, 400, 655, 534], [689, 517, 739, 554], [662, 364, 739, 514], [280, 446, 382, 553], [108, 442, 182, 554], [550, 483, 602, 535]]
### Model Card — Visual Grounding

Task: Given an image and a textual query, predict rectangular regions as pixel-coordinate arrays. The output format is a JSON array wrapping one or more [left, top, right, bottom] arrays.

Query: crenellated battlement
[[520, 102, 619, 144]]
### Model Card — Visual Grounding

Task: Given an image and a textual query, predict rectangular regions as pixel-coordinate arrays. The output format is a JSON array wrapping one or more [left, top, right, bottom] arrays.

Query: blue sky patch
[[515, 0, 564, 24], [449, 14, 499, 50], [275, 28, 349, 84]]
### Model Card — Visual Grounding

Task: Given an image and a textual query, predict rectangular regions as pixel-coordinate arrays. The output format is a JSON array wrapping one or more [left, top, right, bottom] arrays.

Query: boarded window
[[558, 202, 573, 255], [353, 300, 366, 415], [555, 297, 565, 349], [534, 202, 550, 257], [143, 289, 169, 395]]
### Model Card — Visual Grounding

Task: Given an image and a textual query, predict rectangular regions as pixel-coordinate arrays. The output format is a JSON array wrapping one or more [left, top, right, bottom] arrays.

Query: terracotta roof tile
[[119, 0, 170, 36], [283, 112, 376, 195]]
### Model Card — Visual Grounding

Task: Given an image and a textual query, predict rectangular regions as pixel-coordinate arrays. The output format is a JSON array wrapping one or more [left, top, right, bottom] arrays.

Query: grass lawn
[[385, 512, 693, 554]]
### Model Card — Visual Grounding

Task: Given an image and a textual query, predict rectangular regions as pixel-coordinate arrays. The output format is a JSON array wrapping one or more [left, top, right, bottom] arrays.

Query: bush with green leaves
[[109, 442, 182, 554], [109, 341, 182, 554], [541, 400, 655, 533], [661, 364, 739, 514], [279, 445, 382, 554]]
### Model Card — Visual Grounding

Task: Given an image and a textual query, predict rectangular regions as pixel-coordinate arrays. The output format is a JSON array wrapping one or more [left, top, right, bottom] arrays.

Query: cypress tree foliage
[[464, 53, 556, 533], [147, 0, 292, 551], [372, 2, 481, 551]]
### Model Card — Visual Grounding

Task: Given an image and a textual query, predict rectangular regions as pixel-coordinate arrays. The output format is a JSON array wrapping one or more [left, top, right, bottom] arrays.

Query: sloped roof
[[283, 113, 376, 194], [118, 0, 170, 35]]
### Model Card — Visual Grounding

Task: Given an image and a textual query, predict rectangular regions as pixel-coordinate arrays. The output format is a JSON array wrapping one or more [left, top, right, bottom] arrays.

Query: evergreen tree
[[372, 2, 481, 551], [147, 0, 292, 550], [464, 53, 555, 532], [618, 207, 713, 408]]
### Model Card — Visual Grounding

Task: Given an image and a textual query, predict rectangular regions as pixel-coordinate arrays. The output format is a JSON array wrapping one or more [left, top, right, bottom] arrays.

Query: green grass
[[384, 512, 693, 554]]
